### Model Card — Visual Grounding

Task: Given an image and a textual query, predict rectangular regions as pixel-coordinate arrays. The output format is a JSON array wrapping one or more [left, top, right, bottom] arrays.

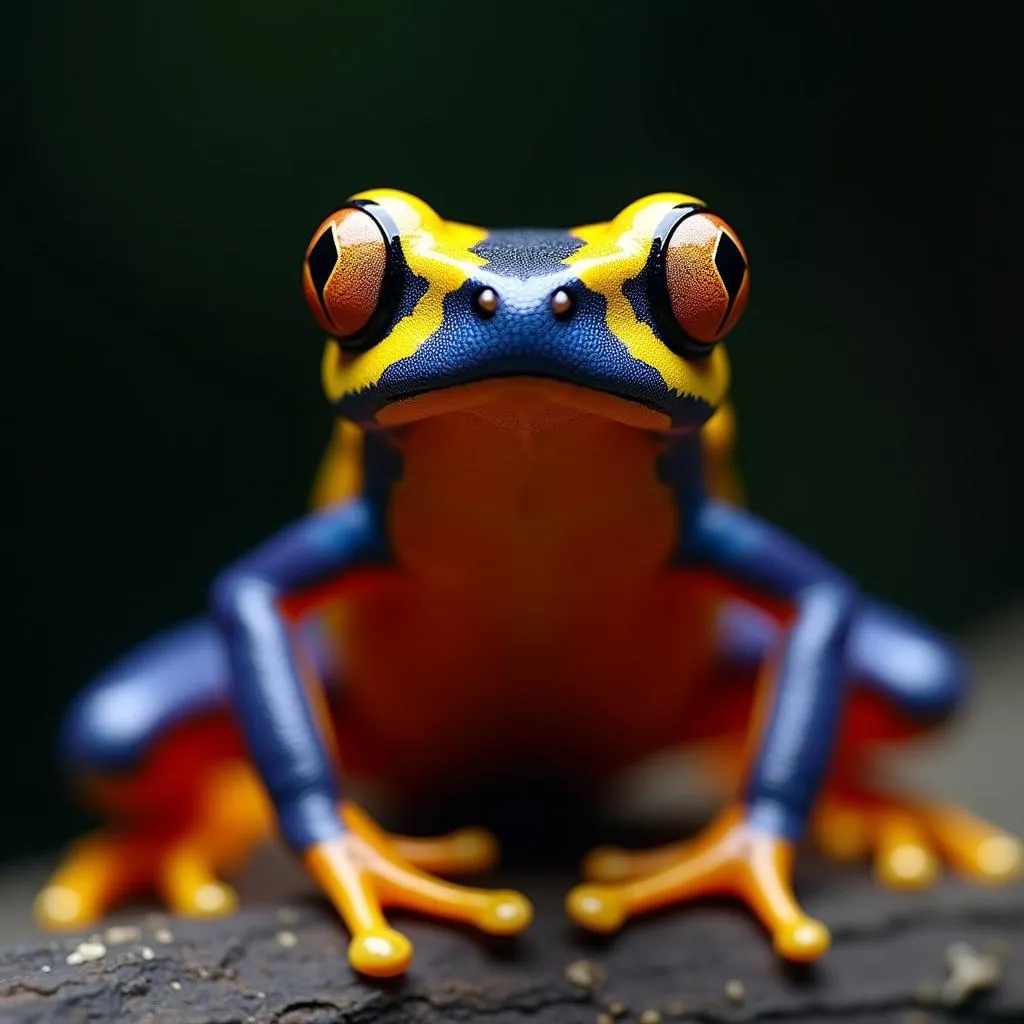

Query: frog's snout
[[470, 284, 577, 324]]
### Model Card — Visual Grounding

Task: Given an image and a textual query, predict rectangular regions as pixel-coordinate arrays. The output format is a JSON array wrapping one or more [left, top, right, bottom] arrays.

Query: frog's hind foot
[[35, 761, 272, 929], [812, 782, 1024, 889], [35, 831, 241, 928]]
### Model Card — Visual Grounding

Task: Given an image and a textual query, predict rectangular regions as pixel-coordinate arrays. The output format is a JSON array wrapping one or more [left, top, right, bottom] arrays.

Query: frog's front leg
[[569, 499, 869, 962], [587, 601, 1022, 894], [37, 618, 499, 933], [210, 498, 531, 978]]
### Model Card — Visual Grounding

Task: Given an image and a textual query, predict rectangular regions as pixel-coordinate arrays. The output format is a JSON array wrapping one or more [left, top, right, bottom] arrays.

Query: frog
[[36, 189, 1022, 978]]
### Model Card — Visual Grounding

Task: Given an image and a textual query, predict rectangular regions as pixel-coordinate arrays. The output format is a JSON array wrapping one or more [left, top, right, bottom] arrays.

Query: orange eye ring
[[648, 205, 750, 355], [302, 203, 401, 350]]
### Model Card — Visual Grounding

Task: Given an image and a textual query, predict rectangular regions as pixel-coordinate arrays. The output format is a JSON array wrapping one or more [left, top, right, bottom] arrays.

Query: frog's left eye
[[650, 207, 750, 353], [302, 205, 395, 348]]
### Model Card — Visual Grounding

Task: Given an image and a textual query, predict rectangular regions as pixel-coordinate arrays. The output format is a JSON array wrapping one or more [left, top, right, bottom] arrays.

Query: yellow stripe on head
[[307, 190, 743, 432], [321, 189, 487, 404], [566, 193, 731, 408]]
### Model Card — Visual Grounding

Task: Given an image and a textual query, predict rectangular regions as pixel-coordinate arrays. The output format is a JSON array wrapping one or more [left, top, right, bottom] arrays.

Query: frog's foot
[[582, 838, 690, 885], [389, 825, 499, 876], [35, 762, 271, 930], [570, 805, 830, 963], [305, 802, 532, 978], [812, 784, 1024, 889], [35, 831, 244, 929]]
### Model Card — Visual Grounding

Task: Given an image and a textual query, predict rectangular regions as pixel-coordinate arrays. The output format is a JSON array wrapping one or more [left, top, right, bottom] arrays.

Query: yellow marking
[[566, 192, 731, 406], [307, 192, 746, 712], [311, 419, 364, 509], [702, 401, 745, 504], [319, 189, 730, 413], [321, 189, 487, 402]]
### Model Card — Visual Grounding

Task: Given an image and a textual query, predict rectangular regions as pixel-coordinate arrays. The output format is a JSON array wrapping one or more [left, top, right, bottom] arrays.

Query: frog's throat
[[373, 377, 672, 432]]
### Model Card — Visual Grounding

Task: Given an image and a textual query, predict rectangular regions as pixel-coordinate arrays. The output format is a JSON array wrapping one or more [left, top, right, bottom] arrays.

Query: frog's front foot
[[570, 805, 830, 962], [306, 803, 532, 978], [811, 783, 1024, 889]]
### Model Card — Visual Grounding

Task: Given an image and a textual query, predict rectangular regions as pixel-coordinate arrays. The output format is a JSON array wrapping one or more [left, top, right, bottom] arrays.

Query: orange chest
[[329, 405, 720, 793], [387, 403, 680, 605]]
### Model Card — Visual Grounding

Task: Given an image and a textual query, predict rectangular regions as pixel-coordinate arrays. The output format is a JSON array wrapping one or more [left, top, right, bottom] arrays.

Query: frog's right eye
[[647, 205, 749, 356], [302, 206, 394, 348]]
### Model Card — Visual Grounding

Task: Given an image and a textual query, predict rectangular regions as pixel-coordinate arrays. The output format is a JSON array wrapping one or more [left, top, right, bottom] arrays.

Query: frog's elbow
[[793, 578, 862, 657], [798, 578, 861, 618], [209, 570, 279, 634]]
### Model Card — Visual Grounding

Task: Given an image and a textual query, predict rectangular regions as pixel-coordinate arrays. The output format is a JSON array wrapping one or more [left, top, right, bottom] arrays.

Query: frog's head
[[303, 189, 748, 433]]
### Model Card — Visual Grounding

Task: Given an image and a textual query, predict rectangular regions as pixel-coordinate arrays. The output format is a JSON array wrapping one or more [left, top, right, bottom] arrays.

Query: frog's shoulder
[[701, 402, 744, 505], [311, 420, 364, 510]]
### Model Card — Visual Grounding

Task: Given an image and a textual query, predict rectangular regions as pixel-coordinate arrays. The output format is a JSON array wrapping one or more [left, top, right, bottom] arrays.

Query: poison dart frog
[[37, 190, 1023, 978]]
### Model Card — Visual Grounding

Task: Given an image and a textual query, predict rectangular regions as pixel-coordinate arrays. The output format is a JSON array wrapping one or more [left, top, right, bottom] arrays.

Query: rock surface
[[1, 856, 1021, 1024], [5, 611, 1024, 1022]]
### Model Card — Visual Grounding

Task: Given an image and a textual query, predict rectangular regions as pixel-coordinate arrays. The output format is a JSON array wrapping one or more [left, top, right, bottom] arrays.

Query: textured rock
[[0, 855, 1021, 1024]]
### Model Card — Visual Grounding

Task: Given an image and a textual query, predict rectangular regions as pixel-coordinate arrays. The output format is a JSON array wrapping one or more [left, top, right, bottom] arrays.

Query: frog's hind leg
[[37, 618, 498, 933], [807, 601, 1023, 887], [36, 618, 294, 929], [583, 599, 1022, 891]]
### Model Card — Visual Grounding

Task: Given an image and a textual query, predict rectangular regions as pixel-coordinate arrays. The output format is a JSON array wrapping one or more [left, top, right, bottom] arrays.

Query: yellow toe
[[581, 847, 634, 884], [877, 843, 939, 890], [774, 918, 831, 962], [477, 890, 533, 935], [814, 806, 872, 863], [34, 885, 91, 930], [348, 927, 413, 978], [450, 828, 500, 872], [972, 836, 1024, 882], [566, 884, 626, 933], [179, 881, 240, 918]]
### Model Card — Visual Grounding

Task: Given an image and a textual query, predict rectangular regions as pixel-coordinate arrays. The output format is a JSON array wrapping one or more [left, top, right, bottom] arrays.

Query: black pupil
[[714, 230, 746, 331], [307, 226, 340, 318]]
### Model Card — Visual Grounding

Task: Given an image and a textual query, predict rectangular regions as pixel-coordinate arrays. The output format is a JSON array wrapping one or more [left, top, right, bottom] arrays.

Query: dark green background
[[5, 2, 1020, 859]]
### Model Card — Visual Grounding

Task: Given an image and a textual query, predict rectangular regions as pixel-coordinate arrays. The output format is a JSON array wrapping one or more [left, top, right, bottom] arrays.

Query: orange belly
[[324, 384, 723, 796], [333, 573, 720, 795]]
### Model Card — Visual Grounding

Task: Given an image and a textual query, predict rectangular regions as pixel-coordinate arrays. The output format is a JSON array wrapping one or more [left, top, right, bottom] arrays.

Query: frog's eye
[[302, 205, 394, 347], [651, 207, 750, 353]]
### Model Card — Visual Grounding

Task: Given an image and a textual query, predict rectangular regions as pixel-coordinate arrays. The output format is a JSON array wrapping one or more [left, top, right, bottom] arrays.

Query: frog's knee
[[60, 619, 230, 772], [911, 640, 965, 719], [851, 604, 965, 722]]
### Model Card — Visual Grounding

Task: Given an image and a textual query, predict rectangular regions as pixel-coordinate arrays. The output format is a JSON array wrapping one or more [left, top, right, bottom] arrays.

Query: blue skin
[[683, 499, 961, 838], [64, 464, 963, 852], [61, 228, 964, 853]]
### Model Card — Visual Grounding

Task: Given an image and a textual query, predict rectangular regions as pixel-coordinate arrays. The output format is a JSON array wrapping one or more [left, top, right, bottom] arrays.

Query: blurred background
[[4, 0, 1021, 868]]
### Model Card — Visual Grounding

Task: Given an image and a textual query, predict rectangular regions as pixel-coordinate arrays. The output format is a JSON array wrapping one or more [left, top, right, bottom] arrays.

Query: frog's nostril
[[474, 287, 499, 319], [550, 288, 575, 321]]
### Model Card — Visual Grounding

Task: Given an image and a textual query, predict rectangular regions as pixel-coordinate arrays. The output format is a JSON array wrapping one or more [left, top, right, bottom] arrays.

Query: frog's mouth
[[374, 376, 673, 432]]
